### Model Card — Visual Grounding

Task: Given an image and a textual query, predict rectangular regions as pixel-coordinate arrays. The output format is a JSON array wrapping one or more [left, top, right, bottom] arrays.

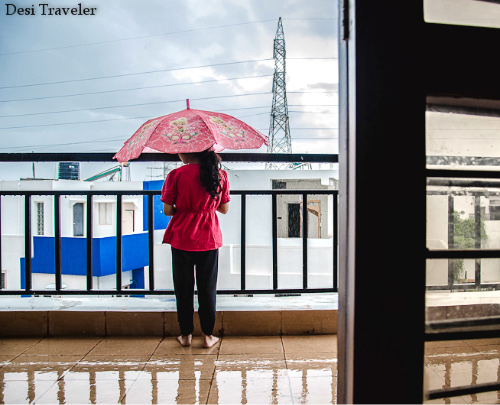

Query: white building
[[426, 110, 500, 286], [1, 168, 339, 293]]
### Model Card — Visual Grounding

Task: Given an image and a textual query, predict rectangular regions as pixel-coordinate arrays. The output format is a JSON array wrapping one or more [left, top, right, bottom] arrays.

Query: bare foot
[[177, 334, 192, 347], [202, 334, 219, 348]]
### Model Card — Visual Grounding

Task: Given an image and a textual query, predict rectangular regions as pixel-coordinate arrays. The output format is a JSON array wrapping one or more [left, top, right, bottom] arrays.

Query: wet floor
[[0, 335, 337, 404], [4, 335, 500, 404], [425, 338, 500, 404]]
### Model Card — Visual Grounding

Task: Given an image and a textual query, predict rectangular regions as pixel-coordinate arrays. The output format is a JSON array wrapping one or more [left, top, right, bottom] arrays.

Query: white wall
[[32, 271, 134, 291], [1, 171, 338, 291], [0, 179, 144, 238], [153, 240, 335, 291]]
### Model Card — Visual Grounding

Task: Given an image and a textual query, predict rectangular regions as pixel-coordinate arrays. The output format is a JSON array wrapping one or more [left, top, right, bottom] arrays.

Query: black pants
[[171, 247, 219, 336]]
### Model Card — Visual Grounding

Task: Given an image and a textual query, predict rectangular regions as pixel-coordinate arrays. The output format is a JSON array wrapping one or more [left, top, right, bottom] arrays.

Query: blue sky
[[0, 0, 338, 180]]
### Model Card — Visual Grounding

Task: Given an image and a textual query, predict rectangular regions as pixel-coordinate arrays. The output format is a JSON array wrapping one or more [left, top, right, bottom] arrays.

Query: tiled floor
[[0, 335, 337, 404], [425, 338, 500, 404], [5, 335, 500, 404]]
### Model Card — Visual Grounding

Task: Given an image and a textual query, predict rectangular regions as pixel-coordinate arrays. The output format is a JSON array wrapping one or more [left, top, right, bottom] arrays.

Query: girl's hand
[[163, 203, 177, 216], [217, 202, 229, 214]]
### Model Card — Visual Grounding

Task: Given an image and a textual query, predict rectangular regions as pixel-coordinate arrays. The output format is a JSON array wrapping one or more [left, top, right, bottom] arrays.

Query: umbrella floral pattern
[[209, 116, 247, 143], [162, 117, 199, 145], [114, 103, 268, 162]]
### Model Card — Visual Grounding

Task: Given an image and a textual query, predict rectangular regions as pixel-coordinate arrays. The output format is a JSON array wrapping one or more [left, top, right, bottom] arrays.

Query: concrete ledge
[[0, 309, 337, 337], [427, 304, 500, 321]]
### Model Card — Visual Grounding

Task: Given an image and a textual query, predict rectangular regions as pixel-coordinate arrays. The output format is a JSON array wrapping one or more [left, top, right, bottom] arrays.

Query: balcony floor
[[0, 335, 337, 404], [4, 335, 500, 404]]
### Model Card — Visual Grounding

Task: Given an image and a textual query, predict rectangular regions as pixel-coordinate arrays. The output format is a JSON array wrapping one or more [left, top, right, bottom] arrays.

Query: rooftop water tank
[[58, 162, 80, 180]]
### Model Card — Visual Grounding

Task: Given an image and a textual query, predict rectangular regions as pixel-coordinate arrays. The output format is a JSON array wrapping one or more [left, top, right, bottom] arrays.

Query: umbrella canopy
[[114, 101, 268, 162]]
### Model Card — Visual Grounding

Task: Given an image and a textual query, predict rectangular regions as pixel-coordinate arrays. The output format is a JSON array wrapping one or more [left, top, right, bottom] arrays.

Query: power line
[[0, 20, 279, 56], [0, 74, 274, 103], [0, 58, 336, 90], [0, 103, 337, 119], [0, 59, 273, 90], [0, 92, 272, 119], [0, 136, 126, 151], [0, 90, 338, 119], [0, 134, 339, 152], [0, 93, 276, 129], [0, 18, 336, 56]]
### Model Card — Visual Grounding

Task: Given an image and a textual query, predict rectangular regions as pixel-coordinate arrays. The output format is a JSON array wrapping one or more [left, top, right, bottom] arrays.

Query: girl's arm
[[163, 203, 176, 216], [217, 202, 229, 214]]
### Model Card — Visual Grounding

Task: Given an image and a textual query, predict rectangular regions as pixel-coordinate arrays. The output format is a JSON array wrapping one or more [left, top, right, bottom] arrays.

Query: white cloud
[[0, 0, 339, 163]]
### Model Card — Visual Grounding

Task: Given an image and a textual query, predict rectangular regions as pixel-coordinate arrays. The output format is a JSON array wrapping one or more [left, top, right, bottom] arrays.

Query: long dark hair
[[193, 149, 222, 199]]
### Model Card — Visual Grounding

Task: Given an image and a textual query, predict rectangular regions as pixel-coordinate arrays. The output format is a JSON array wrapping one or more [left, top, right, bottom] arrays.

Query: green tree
[[451, 211, 488, 282]]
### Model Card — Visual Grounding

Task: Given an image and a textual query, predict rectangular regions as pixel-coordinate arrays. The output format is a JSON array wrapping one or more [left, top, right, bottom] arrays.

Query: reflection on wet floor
[[0, 335, 337, 404], [425, 338, 500, 404]]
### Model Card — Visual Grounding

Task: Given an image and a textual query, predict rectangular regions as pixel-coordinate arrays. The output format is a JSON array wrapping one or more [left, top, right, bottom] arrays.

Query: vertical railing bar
[[86, 194, 93, 291], [0, 188, 337, 297], [54, 195, 62, 291], [448, 195, 455, 289], [24, 194, 32, 292], [302, 192, 308, 290], [241, 193, 246, 291], [0, 195, 2, 290], [474, 193, 482, 288], [272, 193, 278, 290], [116, 194, 122, 292], [333, 194, 339, 290], [148, 194, 155, 291]]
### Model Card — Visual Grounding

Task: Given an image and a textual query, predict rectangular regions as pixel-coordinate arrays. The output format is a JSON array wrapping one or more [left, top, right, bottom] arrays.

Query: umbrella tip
[[186, 99, 190, 109]]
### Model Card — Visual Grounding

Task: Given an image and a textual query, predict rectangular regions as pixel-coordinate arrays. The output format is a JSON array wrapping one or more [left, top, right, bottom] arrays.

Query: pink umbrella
[[114, 100, 268, 162]]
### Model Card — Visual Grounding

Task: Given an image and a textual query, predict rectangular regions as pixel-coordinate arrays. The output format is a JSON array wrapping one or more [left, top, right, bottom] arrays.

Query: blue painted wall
[[142, 180, 171, 231], [20, 234, 149, 285]]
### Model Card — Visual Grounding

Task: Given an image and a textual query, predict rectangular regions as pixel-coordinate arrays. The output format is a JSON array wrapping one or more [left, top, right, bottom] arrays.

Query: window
[[491, 205, 500, 221], [73, 203, 84, 237], [423, 12, 500, 401], [36, 202, 44, 235], [288, 203, 301, 237], [98, 203, 112, 225], [272, 180, 286, 189], [123, 202, 136, 235]]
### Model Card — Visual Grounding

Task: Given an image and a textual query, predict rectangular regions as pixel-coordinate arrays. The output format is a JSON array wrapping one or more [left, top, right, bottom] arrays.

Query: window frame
[[338, 1, 500, 403]]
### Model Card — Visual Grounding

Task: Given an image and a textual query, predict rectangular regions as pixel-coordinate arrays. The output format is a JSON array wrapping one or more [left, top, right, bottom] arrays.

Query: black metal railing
[[0, 153, 338, 296], [426, 168, 500, 400], [427, 173, 500, 292]]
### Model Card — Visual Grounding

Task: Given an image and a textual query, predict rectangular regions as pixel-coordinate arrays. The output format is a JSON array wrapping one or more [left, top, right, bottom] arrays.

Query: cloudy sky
[[0, 0, 338, 180]]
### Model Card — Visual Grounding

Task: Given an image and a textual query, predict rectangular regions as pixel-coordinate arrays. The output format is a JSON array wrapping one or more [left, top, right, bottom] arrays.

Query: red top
[[160, 164, 230, 251]]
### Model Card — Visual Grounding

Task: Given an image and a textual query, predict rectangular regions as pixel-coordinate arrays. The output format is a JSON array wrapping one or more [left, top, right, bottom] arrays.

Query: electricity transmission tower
[[266, 17, 292, 170]]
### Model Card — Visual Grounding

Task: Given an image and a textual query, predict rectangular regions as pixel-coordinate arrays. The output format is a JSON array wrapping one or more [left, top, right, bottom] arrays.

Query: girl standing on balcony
[[161, 149, 230, 348]]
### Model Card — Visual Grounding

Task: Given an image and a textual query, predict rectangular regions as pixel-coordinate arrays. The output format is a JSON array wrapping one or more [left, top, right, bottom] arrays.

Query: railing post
[[24, 195, 32, 292], [116, 194, 122, 292], [0, 195, 2, 290], [474, 193, 482, 288], [0, 188, 338, 296], [148, 194, 155, 291], [272, 193, 278, 290], [333, 193, 339, 291], [241, 193, 246, 291], [86, 194, 93, 291], [448, 195, 455, 289], [54, 195, 62, 291], [302, 192, 308, 290]]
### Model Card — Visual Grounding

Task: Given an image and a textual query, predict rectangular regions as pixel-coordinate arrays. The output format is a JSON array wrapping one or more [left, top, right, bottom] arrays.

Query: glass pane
[[426, 105, 500, 337], [426, 187, 500, 250], [424, 0, 500, 29], [426, 258, 500, 289], [426, 108, 500, 169], [307, 193, 335, 290]]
